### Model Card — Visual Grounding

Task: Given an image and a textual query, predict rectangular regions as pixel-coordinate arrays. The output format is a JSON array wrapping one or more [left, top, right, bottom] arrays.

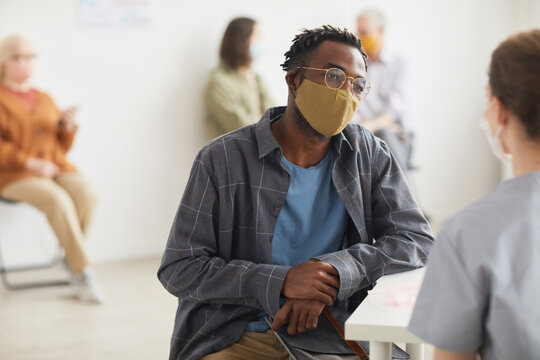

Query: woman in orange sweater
[[0, 35, 104, 303]]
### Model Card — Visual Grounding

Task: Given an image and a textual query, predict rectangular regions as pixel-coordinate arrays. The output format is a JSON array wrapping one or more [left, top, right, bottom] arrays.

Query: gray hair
[[358, 8, 386, 30]]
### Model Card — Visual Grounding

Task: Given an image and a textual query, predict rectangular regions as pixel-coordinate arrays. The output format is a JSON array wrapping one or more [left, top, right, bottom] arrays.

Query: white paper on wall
[[78, 0, 154, 28]]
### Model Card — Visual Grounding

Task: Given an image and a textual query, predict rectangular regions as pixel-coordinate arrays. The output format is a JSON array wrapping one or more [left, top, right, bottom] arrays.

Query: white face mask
[[479, 118, 513, 163], [249, 42, 264, 61]]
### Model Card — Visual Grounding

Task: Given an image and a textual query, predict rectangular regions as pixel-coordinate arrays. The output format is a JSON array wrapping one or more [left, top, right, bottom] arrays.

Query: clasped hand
[[272, 259, 339, 335]]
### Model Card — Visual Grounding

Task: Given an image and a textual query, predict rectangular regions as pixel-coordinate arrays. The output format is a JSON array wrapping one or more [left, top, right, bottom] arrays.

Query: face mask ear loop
[[496, 124, 512, 161], [289, 86, 296, 99]]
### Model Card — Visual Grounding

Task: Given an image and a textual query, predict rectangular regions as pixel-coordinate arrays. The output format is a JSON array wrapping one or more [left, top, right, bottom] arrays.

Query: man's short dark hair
[[281, 25, 368, 72]]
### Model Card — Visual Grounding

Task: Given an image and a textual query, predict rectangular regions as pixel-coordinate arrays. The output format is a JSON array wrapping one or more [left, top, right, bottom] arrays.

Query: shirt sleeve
[[408, 228, 487, 352], [0, 106, 29, 169], [315, 137, 433, 300], [386, 57, 412, 133], [157, 152, 290, 317], [57, 126, 78, 153]]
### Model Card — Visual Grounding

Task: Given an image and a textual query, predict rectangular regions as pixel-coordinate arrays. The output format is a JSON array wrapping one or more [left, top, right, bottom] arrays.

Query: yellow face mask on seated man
[[294, 79, 360, 137]]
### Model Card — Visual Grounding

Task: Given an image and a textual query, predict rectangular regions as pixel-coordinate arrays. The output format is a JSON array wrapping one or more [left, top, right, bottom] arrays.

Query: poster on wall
[[78, 0, 154, 28]]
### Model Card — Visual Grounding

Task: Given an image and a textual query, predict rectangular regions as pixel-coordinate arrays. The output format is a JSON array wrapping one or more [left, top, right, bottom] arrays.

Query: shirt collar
[[256, 106, 286, 159], [333, 129, 354, 154], [256, 106, 355, 158]]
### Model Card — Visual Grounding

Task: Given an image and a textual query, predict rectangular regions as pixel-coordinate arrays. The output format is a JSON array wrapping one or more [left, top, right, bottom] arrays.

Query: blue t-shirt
[[246, 149, 348, 332]]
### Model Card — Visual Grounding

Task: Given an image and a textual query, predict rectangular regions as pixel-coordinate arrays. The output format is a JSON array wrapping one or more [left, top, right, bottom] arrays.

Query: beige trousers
[[201, 330, 289, 360], [1, 173, 98, 274]]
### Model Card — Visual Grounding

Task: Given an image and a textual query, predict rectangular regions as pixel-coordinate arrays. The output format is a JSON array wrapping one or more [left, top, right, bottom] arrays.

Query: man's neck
[[2, 78, 31, 92], [271, 106, 331, 168]]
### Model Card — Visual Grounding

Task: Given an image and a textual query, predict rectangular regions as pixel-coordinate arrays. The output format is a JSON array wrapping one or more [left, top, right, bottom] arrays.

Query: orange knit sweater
[[0, 87, 76, 192]]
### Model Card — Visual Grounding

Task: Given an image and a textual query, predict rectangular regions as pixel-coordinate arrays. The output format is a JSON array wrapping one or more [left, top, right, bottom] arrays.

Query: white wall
[[0, 0, 535, 263]]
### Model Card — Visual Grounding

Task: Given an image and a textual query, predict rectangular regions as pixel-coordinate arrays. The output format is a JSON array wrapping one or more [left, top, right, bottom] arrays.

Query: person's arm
[[157, 152, 290, 317], [56, 106, 78, 153], [0, 107, 30, 169], [314, 137, 433, 301], [383, 56, 411, 133], [408, 227, 488, 354], [204, 76, 257, 134], [57, 126, 77, 153], [434, 348, 477, 360], [0, 106, 60, 176]]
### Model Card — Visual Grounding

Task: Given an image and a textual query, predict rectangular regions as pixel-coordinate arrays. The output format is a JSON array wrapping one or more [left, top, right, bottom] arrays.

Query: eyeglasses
[[9, 53, 37, 62], [301, 67, 371, 100]]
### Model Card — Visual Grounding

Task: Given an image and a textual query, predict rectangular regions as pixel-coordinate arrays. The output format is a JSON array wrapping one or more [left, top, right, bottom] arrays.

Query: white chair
[[0, 197, 71, 290]]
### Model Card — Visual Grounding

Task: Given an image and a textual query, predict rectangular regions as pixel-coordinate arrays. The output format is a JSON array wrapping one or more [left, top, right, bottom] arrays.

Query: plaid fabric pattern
[[158, 106, 433, 360]]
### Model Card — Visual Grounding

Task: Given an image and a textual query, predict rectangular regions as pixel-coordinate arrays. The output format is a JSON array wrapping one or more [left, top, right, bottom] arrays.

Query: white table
[[345, 268, 426, 360]]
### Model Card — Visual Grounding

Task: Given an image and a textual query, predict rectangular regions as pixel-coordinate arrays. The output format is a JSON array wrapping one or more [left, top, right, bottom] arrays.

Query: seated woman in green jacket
[[204, 17, 273, 140]]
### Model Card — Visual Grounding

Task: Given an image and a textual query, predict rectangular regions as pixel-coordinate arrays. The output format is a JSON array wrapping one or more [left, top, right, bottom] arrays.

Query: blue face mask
[[249, 42, 264, 61]]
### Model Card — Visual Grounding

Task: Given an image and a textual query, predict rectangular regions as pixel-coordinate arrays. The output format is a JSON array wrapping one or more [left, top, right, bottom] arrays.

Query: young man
[[158, 25, 433, 360]]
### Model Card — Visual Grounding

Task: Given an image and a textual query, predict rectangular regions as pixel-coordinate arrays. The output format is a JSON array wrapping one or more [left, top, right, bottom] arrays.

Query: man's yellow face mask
[[294, 78, 360, 137]]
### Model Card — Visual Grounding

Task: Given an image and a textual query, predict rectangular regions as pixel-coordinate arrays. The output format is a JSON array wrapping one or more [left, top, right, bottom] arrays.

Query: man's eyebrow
[[324, 62, 345, 71], [324, 62, 364, 79]]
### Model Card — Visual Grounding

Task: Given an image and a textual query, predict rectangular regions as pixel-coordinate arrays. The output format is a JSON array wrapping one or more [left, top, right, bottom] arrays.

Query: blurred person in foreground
[[159, 25, 432, 360], [353, 8, 414, 175], [0, 35, 104, 303], [204, 17, 274, 140], [409, 29, 540, 360]]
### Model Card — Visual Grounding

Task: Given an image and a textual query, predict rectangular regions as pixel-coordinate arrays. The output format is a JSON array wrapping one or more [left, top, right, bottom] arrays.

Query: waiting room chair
[[0, 197, 71, 290]]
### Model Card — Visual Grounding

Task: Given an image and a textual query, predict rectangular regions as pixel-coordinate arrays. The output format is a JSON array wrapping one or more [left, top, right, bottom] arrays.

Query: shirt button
[[282, 172, 289, 179], [274, 205, 281, 211]]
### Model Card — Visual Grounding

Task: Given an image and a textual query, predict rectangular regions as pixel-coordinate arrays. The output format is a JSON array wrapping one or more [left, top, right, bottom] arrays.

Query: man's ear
[[285, 69, 301, 93]]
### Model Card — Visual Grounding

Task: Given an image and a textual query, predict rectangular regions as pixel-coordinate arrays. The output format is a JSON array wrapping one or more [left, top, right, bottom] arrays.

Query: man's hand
[[272, 299, 325, 335], [26, 158, 60, 177], [282, 259, 340, 306]]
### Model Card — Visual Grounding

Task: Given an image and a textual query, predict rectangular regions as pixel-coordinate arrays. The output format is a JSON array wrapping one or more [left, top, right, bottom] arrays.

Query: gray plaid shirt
[[158, 106, 433, 360]]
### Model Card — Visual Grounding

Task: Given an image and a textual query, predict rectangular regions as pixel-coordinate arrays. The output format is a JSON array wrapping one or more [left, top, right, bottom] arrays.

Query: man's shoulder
[[341, 123, 386, 153], [444, 177, 538, 241], [198, 124, 259, 164], [437, 183, 523, 257]]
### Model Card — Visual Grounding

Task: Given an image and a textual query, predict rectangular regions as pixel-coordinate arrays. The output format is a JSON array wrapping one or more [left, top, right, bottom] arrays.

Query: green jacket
[[203, 63, 273, 140]]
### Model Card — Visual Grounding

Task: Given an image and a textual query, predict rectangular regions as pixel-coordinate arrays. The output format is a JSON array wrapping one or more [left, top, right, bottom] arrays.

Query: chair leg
[[0, 239, 71, 291]]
